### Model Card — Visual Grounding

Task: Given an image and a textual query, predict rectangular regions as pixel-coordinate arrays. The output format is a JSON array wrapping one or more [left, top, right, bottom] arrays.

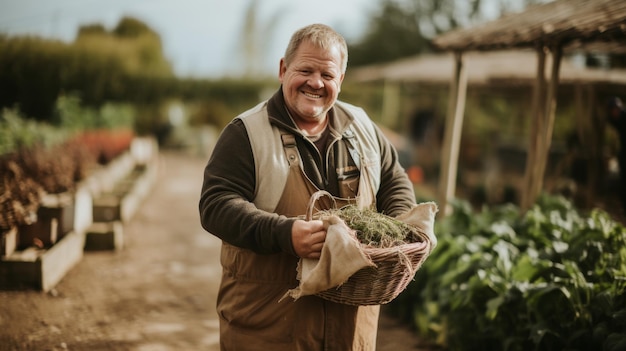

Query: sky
[[0, 0, 378, 78]]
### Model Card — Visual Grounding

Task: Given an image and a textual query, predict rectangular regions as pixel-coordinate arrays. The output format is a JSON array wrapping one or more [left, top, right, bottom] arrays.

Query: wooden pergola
[[431, 0, 626, 215]]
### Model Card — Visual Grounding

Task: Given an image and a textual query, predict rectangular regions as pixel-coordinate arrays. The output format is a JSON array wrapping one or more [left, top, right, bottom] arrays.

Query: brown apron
[[217, 133, 379, 351]]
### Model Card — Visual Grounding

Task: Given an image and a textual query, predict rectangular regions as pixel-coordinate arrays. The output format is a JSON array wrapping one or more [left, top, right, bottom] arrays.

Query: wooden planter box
[[87, 147, 158, 251], [17, 193, 73, 250], [85, 137, 157, 221], [80, 151, 136, 200], [0, 230, 84, 291], [84, 221, 124, 251], [92, 194, 123, 223], [16, 187, 93, 251], [92, 161, 157, 224], [0, 186, 92, 291]]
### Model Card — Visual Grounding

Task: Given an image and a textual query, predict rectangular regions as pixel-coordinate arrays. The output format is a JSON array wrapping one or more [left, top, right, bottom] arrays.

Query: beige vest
[[240, 100, 382, 212]]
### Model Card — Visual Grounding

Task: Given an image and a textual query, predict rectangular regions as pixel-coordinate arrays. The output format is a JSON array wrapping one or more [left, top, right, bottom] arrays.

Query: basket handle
[[305, 190, 336, 221]]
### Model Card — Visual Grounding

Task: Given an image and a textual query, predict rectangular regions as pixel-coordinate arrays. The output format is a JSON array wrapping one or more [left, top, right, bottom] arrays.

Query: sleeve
[[198, 118, 297, 256], [371, 123, 417, 217]]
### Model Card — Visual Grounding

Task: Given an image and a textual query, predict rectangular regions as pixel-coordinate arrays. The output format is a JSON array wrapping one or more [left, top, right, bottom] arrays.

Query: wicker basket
[[305, 190, 434, 306]]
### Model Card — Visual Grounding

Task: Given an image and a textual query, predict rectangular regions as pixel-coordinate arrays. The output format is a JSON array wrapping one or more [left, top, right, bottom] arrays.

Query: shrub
[[0, 156, 42, 231], [0, 107, 67, 155]]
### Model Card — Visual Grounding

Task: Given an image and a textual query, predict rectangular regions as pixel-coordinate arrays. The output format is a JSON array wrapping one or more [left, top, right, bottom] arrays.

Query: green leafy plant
[[389, 195, 626, 351]]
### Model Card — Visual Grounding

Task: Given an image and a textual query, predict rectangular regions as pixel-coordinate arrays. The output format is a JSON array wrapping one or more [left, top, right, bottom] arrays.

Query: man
[[199, 23, 416, 350]]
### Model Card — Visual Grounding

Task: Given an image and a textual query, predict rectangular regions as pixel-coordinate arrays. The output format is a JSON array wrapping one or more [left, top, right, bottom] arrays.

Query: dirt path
[[0, 151, 427, 351]]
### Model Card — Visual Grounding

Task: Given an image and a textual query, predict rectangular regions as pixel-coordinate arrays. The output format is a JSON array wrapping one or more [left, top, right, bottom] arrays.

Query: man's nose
[[307, 73, 324, 89]]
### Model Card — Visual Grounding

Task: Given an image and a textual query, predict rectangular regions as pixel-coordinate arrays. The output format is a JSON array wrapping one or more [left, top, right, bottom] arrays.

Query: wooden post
[[437, 51, 467, 217], [541, 45, 563, 162], [535, 45, 563, 202], [522, 44, 563, 210], [521, 46, 547, 211]]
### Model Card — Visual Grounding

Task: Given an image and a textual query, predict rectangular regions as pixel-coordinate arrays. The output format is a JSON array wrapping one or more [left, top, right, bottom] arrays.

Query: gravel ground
[[0, 151, 429, 351]]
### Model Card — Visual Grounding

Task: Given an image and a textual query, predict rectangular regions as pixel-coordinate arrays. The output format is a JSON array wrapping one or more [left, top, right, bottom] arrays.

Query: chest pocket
[[335, 128, 361, 199]]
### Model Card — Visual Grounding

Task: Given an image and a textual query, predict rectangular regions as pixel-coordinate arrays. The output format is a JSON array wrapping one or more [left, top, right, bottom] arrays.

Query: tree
[[347, 0, 432, 67], [348, 0, 545, 67], [76, 16, 173, 78], [0, 35, 66, 120], [112, 17, 156, 39]]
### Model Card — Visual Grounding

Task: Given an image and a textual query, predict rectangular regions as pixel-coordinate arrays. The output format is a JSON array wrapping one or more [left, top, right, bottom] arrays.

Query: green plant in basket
[[321, 205, 419, 248]]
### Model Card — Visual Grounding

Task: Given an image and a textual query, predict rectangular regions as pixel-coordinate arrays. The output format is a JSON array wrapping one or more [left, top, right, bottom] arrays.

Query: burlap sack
[[281, 215, 375, 301]]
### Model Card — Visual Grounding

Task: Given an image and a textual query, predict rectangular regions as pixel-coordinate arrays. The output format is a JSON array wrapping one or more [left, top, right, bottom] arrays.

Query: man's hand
[[291, 219, 326, 259]]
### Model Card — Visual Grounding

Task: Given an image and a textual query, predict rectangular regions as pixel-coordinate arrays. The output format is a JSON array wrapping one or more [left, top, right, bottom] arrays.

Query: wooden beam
[[437, 51, 468, 217]]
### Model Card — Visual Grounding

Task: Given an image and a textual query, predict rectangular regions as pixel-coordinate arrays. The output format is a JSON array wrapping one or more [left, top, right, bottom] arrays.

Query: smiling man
[[199, 23, 417, 351]]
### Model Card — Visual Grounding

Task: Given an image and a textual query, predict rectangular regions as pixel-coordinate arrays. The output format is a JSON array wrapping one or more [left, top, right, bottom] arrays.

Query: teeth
[[304, 92, 321, 98]]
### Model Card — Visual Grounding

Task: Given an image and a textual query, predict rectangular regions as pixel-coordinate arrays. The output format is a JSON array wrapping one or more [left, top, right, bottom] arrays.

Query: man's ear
[[338, 73, 345, 93], [278, 58, 286, 82]]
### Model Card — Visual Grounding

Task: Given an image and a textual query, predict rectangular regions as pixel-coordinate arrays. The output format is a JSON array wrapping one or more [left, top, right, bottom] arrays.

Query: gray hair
[[283, 24, 348, 73]]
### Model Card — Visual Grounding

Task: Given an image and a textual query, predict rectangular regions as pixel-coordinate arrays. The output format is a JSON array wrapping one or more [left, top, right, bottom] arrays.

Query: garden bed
[[0, 229, 85, 292], [0, 136, 158, 290], [86, 137, 158, 250]]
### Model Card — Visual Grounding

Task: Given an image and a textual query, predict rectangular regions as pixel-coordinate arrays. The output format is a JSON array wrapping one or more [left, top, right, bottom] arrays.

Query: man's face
[[279, 40, 345, 126]]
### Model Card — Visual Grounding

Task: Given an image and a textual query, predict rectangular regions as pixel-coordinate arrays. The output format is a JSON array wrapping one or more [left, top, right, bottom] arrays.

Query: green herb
[[321, 205, 418, 248]]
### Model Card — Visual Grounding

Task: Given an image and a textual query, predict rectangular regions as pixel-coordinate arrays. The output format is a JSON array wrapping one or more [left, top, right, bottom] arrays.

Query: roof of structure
[[432, 0, 626, 52]]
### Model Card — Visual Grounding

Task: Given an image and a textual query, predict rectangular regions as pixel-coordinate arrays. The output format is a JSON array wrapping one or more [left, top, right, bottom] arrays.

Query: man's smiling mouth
[[303, 92, 321, 98]]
